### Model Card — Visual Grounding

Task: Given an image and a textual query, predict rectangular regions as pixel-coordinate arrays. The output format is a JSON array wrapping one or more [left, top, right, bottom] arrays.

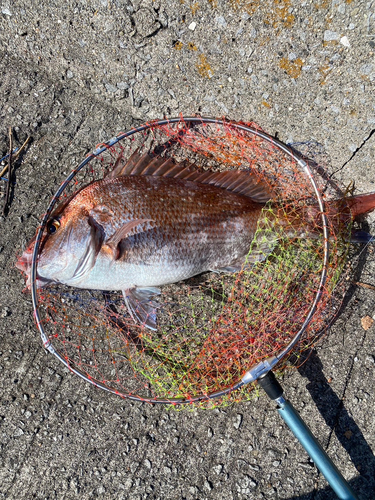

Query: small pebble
[[233, 413, 243, 429], [324, 30, 339, 41], [1, 308, 11, 318], [188, 21, 196, 31], [361, 316, 374, 330], [340, 36, 350, 47], [213, 464, 223, 474], [216, 16, 227, 28], [204, 479, 213, 491]]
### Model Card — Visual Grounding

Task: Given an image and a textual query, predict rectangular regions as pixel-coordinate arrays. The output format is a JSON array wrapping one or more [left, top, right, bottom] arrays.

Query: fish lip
[[16, 244, 51, 290], [16, 259, 53, 290], [16, 249, 33, 275], [16, 234, 73, 289], [16, 249, 34, 288]]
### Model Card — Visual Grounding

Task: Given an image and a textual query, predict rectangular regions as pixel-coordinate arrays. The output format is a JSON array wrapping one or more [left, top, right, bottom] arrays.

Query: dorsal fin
[[106, 151, 274, 203]]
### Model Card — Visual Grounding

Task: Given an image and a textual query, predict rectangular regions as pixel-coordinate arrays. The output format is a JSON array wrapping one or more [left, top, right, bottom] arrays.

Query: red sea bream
[[16, 151, 375, 330]]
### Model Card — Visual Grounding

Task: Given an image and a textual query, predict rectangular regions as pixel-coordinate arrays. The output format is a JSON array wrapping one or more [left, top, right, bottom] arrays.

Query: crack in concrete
[[331, 128, 375, 177]]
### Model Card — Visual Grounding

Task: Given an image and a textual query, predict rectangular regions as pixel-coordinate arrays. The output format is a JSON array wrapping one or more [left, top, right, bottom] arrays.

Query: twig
[[3, 127, 13, 215], [0, 136, 30, 178], [0, 148, 19, 168], [354, 281, 375, 291], [0, 150, 16, 178], [13, 136, 31, 160]]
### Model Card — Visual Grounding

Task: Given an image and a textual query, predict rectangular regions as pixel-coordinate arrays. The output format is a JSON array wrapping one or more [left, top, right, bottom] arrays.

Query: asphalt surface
[[0, 1, 374, 499]]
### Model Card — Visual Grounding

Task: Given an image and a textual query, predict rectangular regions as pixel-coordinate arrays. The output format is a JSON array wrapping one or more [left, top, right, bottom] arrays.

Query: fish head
[[16, 202, 92, 289]]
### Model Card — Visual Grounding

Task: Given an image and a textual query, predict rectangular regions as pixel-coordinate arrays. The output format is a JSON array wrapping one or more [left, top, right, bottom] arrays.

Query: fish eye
[[47, 218, 61, 234]]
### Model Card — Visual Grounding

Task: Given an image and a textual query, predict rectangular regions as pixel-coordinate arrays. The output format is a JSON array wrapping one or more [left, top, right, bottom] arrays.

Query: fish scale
[[86, 175, 263, 274]]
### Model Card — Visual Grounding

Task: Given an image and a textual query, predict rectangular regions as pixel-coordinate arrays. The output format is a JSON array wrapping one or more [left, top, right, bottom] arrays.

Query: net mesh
[[32, 118, 352, 407]]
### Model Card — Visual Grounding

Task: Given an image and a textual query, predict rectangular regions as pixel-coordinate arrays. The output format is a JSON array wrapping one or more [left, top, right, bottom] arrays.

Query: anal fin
[[212, 265, 243, 273], [211, 235, 278, 274], [122, 287, 161, 331]]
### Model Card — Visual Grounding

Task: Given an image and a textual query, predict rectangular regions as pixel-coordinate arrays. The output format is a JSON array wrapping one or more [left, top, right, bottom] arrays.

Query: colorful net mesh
[[31, 117, 352, 407]]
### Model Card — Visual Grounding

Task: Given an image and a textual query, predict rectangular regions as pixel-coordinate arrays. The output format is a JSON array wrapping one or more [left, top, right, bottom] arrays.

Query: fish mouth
[[16, 245, 34, 288], [16, 242, 52, 289]]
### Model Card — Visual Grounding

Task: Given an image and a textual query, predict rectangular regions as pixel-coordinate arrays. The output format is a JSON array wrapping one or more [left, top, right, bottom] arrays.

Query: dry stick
[[0, 157, 13, 178], [354, 281, 375, 291], [3, 127, 13, 215], [0, 136, 31, 178]]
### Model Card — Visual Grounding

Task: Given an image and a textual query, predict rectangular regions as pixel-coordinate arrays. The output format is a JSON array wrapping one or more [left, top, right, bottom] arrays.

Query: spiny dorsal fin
[[107, 150, 274, 203]]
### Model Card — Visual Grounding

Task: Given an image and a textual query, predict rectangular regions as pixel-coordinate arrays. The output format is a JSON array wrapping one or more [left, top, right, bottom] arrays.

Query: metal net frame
[[29, 116, 352, 407]]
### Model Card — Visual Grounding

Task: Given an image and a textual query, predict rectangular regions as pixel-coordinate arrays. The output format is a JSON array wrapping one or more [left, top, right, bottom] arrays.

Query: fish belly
[[69, 215, 258, 290]]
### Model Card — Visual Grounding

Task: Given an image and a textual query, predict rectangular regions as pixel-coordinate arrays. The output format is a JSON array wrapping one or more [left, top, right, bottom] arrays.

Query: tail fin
[[346, 191, 375, 218]]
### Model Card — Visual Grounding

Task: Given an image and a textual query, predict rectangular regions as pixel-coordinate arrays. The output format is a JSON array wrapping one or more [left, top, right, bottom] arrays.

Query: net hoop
[[30, 116, 330, 404]]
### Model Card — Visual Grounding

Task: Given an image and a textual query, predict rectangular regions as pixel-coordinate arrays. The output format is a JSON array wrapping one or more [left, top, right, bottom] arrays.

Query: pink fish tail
[[346, 191, 375, 218]]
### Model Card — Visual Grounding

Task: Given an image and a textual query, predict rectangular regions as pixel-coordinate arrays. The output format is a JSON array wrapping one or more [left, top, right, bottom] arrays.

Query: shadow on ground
[[295, 350, 375, 500]]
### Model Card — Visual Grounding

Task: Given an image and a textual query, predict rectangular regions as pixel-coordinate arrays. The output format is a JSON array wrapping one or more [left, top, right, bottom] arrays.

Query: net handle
[[30, 116, 330, 404]]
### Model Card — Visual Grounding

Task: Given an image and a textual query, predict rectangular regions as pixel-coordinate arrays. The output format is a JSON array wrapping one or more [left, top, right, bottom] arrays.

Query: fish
[[16, 150, 375, 330]]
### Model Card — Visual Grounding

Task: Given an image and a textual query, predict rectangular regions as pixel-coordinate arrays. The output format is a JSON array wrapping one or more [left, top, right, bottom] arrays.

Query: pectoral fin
[[106, 219, 153, 260], [71, 216, 105, 282], [122, 287, 161, 331]]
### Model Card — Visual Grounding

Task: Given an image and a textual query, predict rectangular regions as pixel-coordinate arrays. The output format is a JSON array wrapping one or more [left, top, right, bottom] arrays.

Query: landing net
[[30, 117, 352, 407]]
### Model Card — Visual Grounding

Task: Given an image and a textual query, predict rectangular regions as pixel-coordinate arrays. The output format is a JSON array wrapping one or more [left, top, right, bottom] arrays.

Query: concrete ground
[[0, 1, 374, 499]]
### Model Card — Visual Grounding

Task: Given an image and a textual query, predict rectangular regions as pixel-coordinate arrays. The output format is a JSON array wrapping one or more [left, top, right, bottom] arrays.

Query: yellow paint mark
[[279, 57, 303, 78], [262, 101, 271, 108], [325, 14, 333, 26], [196, 54, 213, 78], [269, 0, 295, 29], [174, 41, 197, 51], [190, 2, 200, 14], [314, 0, 329, 9], [230, 0, 294, 28], [322, 40, 338, 47], [318, 63, 332, 84], [230, 0, 260, 16], [208, 0, 218, 6]]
